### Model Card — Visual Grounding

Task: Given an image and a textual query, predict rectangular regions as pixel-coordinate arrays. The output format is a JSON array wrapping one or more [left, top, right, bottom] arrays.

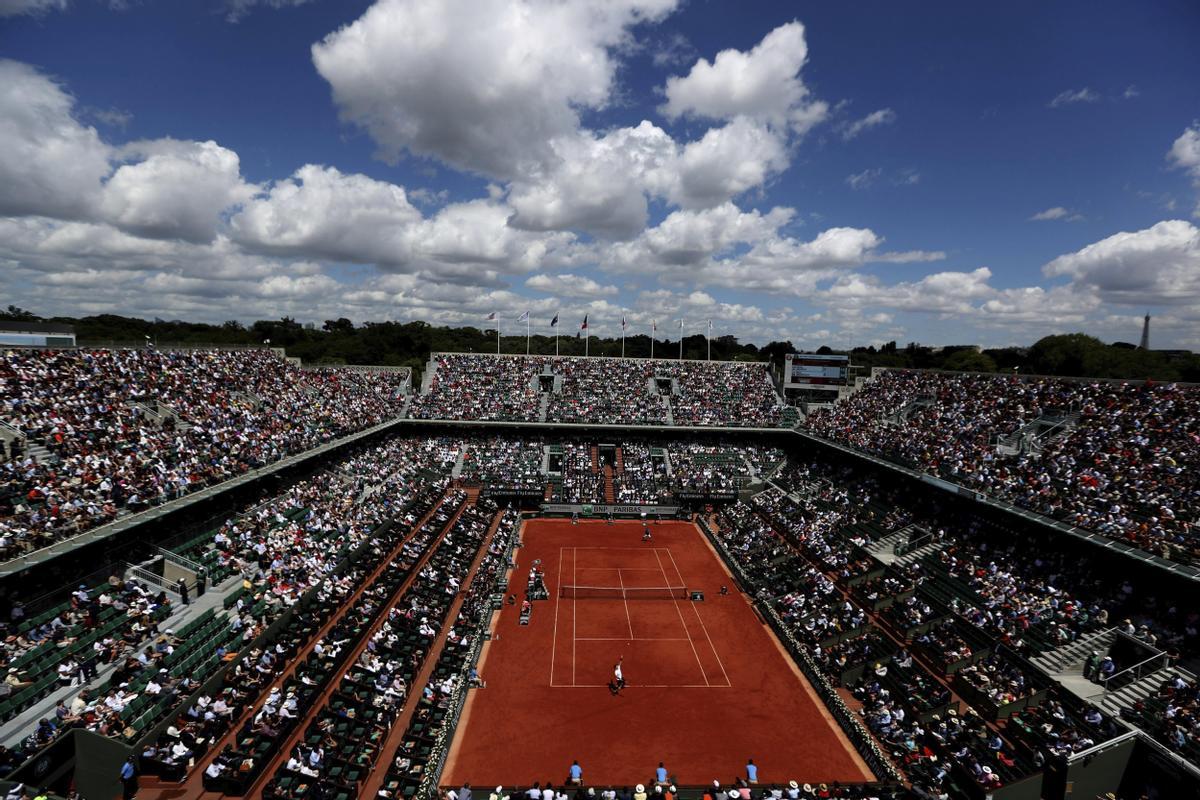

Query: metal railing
[[124, 563, 180, 597], [157, 547, 205, 573], [1100, 650, 1172, 694]]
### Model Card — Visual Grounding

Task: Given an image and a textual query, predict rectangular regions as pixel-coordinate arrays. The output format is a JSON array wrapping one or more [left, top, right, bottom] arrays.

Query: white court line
[[667, 546, 732, 688], [575, 637, 691, 641], [572, 546, 577, 687], [617, 568, 635, 639], [550, 683, 727, 689], [568, 546, 674, 551], [653, 547, 709, 687], [550, 546, 564, 686]]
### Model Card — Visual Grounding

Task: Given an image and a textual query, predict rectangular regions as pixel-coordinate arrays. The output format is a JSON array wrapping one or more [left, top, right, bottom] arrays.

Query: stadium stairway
[[590, 446, 599, 473], [25, 440, 54, 465], [163, 492, 461, 800], [603, 464, 615, 504], [537, 393, 549, 422], [1030, 628, 1118, 676], [236, 499, 476, 799], [893, 539, 946, 567], [358, 508, 506, 800], [0, 576, 238, 748], [1094, 665, 1194, 715], [615, 447, 624, 474], [862, 530, 905, 564]]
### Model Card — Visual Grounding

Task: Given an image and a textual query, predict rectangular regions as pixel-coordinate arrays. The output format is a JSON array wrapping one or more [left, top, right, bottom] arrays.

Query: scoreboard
[[784, 353, 849, 388]]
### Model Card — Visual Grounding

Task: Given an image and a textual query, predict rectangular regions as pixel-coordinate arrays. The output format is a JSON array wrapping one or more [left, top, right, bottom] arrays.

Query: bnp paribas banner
[[541, 503, 680, 516]]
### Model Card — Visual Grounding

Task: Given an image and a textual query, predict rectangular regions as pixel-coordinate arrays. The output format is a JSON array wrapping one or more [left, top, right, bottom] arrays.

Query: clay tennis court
[[441, 519, 874, 787]]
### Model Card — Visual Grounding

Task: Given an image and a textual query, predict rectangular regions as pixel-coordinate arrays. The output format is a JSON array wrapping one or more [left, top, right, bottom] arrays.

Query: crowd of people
[[0, 348, 410, 559], [1, 362, 1198, 800], [546, 358, 668, 426], [461, 438, 545, 494], [410, 354, 787, 428], [706, 460, 1197, 798], [802, 370, 1200, 563], [2, 433, 460, 765]]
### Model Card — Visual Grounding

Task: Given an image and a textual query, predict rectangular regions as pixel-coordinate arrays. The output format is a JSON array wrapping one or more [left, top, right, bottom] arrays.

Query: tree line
[[4, 306, 1198, 383]]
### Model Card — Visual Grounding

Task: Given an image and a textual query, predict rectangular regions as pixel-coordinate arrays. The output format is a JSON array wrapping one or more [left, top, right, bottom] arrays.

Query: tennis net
[[559, 585, 689, 600]]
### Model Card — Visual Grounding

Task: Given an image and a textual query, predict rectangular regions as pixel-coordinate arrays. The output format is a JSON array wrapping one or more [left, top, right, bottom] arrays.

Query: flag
[[550, 313, 559, 327], [678, 318, 684, 329], [516, 311, 530, 323], [621, 315, 627, 330], [708, 319, 713, 331], [486, 311, 496, 321], [580, 314, 588, 330], [652, 319, 657, 331]]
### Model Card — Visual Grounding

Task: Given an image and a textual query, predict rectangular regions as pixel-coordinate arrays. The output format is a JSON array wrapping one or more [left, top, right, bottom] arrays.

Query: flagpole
[[526, 316, 530, 355], [585, 327, 590, 357], [707, 321, 711, 361], [651, 322, 655, 362], [497, 321, 501, 355], [679, 319, 683, 360], [621, 317, 625, 359]]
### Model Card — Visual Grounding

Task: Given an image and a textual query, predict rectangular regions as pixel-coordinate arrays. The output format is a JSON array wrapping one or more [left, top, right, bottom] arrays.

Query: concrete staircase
[[590, 445, 599, 473], [894, 539, 946, 566], [26, 440, 55, 464], [615, 446, 624, 475], [664, 397, 675, 426], [603, 464, 615, 504], [863, 529, 911, 564], [420, 358, 438, 394], [1093, 665, 1191, 715], [862, 525, 943, 566], [538, 393, 549, 422], [1031, 628, 1118, 676]]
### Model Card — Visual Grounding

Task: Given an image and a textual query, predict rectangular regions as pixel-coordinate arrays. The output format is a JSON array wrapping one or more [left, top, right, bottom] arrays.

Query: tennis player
[[610, 658, 625, 695]]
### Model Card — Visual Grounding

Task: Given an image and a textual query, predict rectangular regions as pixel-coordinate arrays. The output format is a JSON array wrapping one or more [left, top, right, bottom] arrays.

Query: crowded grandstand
[[1, 345, 1198, 800]]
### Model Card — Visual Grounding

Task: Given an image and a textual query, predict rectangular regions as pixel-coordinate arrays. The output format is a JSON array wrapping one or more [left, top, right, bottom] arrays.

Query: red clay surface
[[441, 519, 874, 788]]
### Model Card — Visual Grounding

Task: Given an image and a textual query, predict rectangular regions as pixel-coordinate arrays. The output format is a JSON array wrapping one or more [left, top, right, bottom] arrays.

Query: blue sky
[[1, 0, 1198, 348]]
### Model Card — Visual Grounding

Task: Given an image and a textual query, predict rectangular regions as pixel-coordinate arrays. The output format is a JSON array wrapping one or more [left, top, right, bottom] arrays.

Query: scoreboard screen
[[785, 353, 849, 387]]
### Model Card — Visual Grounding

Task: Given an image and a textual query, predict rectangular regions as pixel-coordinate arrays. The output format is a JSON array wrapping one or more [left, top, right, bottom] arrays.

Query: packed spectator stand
[[409, 354, 786, 428], [801, 369, 1200, 566], [4, 345, 1200, 800], [0, 347, 410, 560]]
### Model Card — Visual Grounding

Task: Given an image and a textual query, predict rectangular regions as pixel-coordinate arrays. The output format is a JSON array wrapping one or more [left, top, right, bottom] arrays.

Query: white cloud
[[660, 21, 827, 134], [232, 164, 424, 263], [672, 117, 790, 208], [1169, 123, 1200, 217], [100, 139, 255, 242], [506, 117, 790, 238], [0, 61, 254, 243], [979, 285, 1100, 324], [1043, 219, 1200, 305], [312, 0, 677, 178], [846, 168, 881, 190], [0, 60, 112, 221], [524, 273, 618, 298], [601, 203, 941, 298], [825, 268, 996, 316], [1048, 87, 1100, 108], [1029, 206, 1084, 222], [225, 0, 314, 23], [0, 0, 66, 16], [506, 123, 673, 239], [841, 108, 896, 140]]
